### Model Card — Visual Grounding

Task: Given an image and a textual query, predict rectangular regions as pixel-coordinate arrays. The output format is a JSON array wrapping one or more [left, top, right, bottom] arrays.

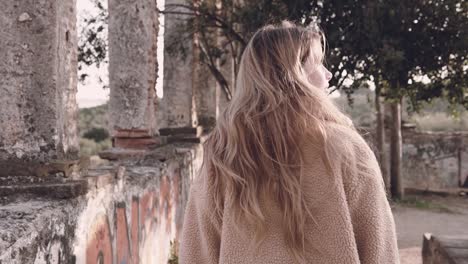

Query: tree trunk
[[214, 0, 230, 117], [458, 148, 463, 187], [375, 88, 389, 194], [390, 97, 404, 199]]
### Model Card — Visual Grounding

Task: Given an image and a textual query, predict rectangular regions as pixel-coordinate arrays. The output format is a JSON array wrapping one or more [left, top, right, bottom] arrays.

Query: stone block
[[98, 148, 150, 161], [423, 233, 468, 264], [159, 126, 202, 136], [84, 169, 114, 190], [113, 129, 153, 138], [114, 137, 161, 149], [166, 135, 201, 144]]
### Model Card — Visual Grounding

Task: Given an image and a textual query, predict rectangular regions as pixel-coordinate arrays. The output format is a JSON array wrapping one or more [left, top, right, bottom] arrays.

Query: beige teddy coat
[[179, 123, 400, 263]]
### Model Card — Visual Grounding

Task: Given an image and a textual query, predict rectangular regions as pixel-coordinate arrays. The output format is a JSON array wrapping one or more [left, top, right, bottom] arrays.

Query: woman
[[179, 21, 399, 264]]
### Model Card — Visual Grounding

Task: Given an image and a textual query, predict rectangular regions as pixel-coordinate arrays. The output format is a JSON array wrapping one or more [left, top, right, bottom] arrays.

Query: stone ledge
[[0, 159, 83, 177], [84, 168, 115, 190], [0, 142, 203, 263], [159, 126, 203, 137], [98, 148, 151, 161], [0, 179, 88, 200], [98, 144, 196, 162], [165, 135, 201, 144], [113, 136, 161, 149], [405, 187, 468, 197], [113, 129, 153, 138], [423, 233, 468, 264]]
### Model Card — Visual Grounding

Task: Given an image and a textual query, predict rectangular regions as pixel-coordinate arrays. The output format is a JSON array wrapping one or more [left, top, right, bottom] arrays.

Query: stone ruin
[[0, 0, 220, 263], [0, 0, 467, 263]]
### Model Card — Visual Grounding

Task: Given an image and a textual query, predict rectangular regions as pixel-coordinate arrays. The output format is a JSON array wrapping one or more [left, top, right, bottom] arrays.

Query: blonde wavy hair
[[202, 21, 356, 263]]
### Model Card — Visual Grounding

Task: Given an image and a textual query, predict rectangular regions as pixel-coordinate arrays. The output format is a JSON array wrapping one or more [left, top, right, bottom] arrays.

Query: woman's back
[[180, 123, 399, 263], [178, 22, 399, 263]]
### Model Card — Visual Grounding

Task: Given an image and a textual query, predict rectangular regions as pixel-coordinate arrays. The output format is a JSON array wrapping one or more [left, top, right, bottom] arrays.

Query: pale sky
[[76, 0, 108, 108]]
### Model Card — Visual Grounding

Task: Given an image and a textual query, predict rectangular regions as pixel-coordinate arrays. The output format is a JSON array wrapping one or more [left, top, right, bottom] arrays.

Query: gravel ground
[[393, 194, 468, 263]]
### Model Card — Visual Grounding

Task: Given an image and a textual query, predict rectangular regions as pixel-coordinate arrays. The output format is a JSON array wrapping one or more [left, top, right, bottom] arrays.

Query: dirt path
[[392, 195, 468, 264]]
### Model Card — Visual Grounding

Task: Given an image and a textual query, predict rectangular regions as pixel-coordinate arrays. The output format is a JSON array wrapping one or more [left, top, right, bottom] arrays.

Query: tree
[[322, 0, 467, 199], [324, 0, 466, 199], [161, 0, 361, 101], [375, 0, 466, 199], [83, 127, 110, 142], [162, 0, 467, 199], [77, 0, 108, 87]]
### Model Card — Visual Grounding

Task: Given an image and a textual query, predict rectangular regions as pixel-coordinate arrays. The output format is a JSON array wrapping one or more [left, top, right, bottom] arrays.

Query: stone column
[[214, 0, 232, 119], [161, 0, 216, 141], [108, 0, 159, 149], [0, 0, 80, 177], [162, 0, 194, 130], [216, 56, 233, 119], [192, 31, 217, 131]]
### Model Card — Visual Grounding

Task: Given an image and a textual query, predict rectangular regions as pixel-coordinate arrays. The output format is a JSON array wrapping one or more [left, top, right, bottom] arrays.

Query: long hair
[[201, 21, 356, 263]]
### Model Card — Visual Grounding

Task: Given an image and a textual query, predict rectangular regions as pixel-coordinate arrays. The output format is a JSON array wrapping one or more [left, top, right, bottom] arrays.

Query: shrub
[[79, 138, 111, 156], [83, 127, 110, 142]]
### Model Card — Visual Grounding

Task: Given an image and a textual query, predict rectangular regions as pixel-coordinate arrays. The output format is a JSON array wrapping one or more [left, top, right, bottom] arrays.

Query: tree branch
[[198, 29, 232, 101], [160, 4, 247, 48]]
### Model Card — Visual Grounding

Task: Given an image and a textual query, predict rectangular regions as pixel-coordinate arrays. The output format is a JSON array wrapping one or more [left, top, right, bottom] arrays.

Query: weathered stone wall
[[401, 131, 467, 189], [0, 0, 214, 263], [0, 143, 203, 264], [364, 128, 468, 190], [0, 0, 79, 166]]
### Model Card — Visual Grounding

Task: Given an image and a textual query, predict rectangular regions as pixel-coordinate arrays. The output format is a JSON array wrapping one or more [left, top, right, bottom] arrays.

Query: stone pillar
[[216, 57, 233, 119], [0, 0, 80, 177], [192, 33, 217, 131], [161, 0, 216, 141], [108, 0, 159, 149], [162, 0, 196, 129], [214, 0, 232, 119]]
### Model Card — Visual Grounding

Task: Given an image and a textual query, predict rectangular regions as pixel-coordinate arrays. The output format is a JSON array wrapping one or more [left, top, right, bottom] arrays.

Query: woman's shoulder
[[305, 122, 367, 151], [325, 122, 371, 150], [301, 121, 373, 163]]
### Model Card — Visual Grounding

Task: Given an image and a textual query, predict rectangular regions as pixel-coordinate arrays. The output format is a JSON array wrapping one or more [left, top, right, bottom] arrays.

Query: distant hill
[[76, 93, 467, 155], [332, 88, 468, 132], [78, 104, 111, 156], [78, 104, 108, 136]]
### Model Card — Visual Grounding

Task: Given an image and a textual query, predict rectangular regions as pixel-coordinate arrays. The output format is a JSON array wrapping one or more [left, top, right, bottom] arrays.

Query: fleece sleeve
[[346, 139, 400, 264], [179, 177, 222, 264]]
